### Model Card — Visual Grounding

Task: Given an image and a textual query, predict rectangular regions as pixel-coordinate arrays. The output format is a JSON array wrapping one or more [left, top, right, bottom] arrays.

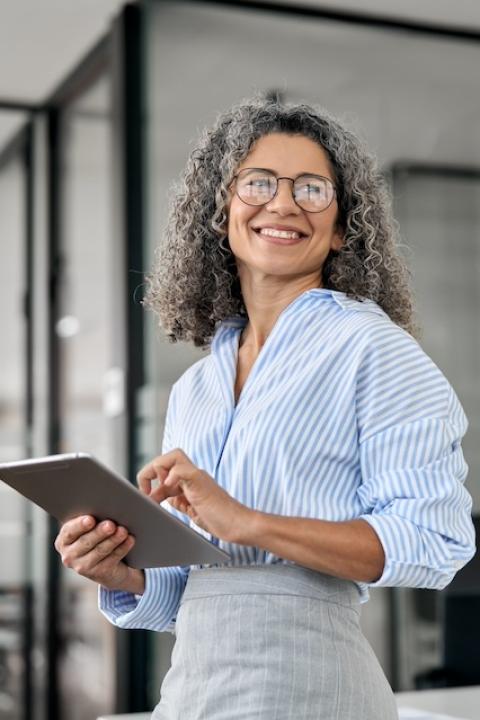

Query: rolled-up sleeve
[[98, 381, 191, 632], [98, 564, 189, 632], [356, 324, 476, 590]]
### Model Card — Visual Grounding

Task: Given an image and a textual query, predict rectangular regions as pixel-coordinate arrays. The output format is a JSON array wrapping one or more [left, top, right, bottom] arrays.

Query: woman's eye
[[297, 183, 324, 196]]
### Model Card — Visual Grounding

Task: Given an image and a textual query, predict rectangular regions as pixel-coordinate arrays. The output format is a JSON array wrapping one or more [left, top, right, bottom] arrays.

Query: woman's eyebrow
[[243, 167, 331, 180]]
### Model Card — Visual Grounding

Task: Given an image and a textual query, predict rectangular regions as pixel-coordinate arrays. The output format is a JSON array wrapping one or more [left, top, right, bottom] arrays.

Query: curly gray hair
[[143, 95, 419, 347]]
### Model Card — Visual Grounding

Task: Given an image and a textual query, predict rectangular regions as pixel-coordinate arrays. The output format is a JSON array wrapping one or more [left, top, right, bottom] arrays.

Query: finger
[[163, 463, 198, 488], [149, 481, 184, 504], [73, 527, 131, 572], [150, 464, 210, 505], [166, 497, 206, 531], [72, 519, 122, 558], [71, 535, 135, 579], [136, 454, 175, 494], [168, 496, 191, 515], [89, 536, 136, 577], [136, 464, 160, 495], [110, 533, 135, 561], [56, 515, 97, 549], [60, 520, 120, 567], [147, 462, 196, 503]]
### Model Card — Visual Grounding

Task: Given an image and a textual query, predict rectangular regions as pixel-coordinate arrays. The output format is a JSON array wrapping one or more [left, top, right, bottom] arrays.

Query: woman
[[54, 97, 476, 719]]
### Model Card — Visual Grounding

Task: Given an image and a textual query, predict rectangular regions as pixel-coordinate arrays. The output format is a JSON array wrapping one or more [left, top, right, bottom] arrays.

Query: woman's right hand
[[54, 515, 145, 594]]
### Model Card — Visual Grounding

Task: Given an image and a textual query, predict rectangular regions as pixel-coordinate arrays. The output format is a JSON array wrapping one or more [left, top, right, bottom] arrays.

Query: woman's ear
[[226, 177, 235, 201], [224, 190, 232, 217]]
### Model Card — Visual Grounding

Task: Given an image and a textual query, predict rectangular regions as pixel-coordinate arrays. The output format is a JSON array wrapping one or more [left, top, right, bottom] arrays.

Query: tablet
[[0, 452, 230, 569]]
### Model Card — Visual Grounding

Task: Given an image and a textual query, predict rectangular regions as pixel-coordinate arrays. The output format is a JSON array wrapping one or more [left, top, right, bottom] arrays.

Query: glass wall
[[29, 114, 50, 720], [54, 73, 119, 720], [144, 0, 480, 694], [2, 8, 146, 716], [0, 153, 24, 456], [0, 138, 29, 720]]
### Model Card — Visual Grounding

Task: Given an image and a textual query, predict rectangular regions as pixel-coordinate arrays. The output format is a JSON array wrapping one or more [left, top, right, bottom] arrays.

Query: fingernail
[[82, 517, 92, 528]]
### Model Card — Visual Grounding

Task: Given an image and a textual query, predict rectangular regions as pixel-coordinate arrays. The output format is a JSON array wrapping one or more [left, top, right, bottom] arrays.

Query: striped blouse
[[99, 288, 476, 633]]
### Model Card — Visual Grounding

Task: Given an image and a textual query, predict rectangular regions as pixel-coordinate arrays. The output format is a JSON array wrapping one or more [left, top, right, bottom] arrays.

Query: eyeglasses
[[231, 167, 337, 213]]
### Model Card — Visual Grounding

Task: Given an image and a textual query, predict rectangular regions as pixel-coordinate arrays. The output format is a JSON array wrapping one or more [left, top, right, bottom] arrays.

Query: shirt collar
[[219, 287, 386, 327], [309, 288, 388, 318]]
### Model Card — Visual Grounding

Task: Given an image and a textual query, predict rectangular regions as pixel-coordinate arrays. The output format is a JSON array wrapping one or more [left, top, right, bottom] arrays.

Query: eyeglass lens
[[236, 168, 335, 212]]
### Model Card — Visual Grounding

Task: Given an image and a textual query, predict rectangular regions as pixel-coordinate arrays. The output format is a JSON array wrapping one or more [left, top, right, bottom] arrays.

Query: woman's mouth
[[252, 227, 307, 245]]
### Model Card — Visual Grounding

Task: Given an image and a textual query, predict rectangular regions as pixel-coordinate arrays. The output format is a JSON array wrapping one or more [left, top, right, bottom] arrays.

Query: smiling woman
[[54, 96, 475, 720]]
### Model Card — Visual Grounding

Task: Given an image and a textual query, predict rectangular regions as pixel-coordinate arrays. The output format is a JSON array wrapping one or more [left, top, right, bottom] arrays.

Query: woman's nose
[[265, 178, 301, 215]]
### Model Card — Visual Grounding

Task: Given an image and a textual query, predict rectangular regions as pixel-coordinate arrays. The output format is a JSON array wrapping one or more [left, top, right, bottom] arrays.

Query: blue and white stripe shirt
[[99, 288, 476, 633]]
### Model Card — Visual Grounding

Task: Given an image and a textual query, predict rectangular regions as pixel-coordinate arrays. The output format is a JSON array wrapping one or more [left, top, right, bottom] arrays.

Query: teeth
[[258, 228, 302, 239]]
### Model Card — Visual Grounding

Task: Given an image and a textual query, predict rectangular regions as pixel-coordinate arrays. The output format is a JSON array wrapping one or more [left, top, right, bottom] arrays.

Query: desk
[[396, 685, 480, 719], [97, 715, 150, 719], [98, 686, 480, 719]]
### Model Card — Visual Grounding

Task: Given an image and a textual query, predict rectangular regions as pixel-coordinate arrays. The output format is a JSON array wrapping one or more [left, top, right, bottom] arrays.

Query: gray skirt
[[152, 563, 398, 720]]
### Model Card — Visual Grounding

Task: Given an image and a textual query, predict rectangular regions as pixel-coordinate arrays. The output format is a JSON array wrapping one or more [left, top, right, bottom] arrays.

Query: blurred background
[[1, 1, 479, 718]]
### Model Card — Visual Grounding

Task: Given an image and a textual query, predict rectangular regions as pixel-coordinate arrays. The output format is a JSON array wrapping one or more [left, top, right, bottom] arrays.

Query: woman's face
[[226, 132, 343, 284]]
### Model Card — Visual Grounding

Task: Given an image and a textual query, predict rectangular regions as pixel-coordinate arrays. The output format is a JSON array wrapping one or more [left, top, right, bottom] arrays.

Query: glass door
[[392, 167, 480, 504], [390, 166, 480, 689]]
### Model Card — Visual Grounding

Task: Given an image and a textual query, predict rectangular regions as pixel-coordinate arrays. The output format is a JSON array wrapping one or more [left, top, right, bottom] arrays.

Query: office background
[[1, 1, 479, 718]]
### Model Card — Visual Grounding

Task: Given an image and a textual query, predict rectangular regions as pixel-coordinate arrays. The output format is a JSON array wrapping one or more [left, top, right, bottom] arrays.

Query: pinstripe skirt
[[152, 563, 398, 720]]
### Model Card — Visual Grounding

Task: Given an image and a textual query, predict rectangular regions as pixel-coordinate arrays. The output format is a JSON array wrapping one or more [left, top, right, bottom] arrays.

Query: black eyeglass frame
[[230, 167, 338, 213]]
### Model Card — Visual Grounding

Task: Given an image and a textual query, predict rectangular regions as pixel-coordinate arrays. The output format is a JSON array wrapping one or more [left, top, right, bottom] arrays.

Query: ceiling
[[1, 0, 480, 102], [265, 0, 480, 30], [0, 0, 480, 151], [0, 0, 126, 103], [0, 0, 126, 150]]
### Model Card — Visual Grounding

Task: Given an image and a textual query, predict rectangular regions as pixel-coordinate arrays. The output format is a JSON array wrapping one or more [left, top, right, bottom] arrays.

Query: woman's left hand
[[136, 449, 253, 544]]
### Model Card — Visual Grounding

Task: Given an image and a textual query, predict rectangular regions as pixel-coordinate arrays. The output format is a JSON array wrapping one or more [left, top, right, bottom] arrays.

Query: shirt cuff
[[360, 513, 457, 590], [98, 565, 188, 632], [98, 570, 150, 627]]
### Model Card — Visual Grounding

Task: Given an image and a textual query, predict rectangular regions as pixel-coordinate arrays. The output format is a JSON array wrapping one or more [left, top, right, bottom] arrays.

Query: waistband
[[182, 562, 361, 609]]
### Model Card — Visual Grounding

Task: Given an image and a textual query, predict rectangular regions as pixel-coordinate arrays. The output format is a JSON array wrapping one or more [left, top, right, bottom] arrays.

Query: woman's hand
[[54, 516, 145, 594], [137, 449, 253, 544]]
